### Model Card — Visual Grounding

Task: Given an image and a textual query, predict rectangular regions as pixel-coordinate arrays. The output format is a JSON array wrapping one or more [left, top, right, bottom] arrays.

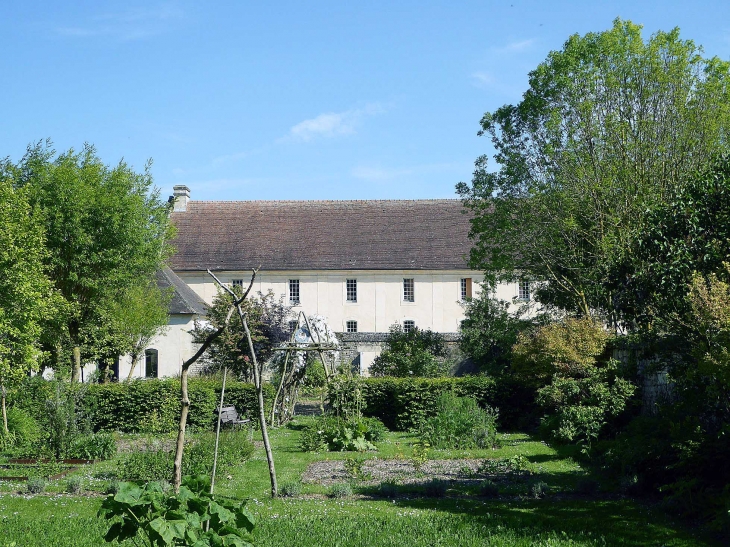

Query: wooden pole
[[210, 367, 227, 495]]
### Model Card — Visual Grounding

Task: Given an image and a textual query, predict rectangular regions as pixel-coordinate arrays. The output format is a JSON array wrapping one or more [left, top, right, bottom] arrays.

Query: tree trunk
[[1, 385, 7, 434], [71, 346, 81, 383], [241, 312, 278, 497], [127, 353, 140, 382], [172, 365, 190, 491]]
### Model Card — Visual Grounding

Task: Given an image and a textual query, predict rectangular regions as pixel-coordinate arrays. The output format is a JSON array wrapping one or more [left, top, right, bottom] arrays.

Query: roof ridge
[[184, 198, 461, 204]]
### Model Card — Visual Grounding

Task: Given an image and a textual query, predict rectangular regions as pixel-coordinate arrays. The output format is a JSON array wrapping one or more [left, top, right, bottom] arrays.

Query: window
[[460, 278, 472, 300], [289, 279, 300, 304], [518, 280, 531, 301], [403, 278, 414, 302], [145, 349, 158, 378], [346, 320, 358, 333], [346, 279, 357, 302], [288, 320, 297, 333], [231, 279, 243, 290], [403, 320, 415, 333]]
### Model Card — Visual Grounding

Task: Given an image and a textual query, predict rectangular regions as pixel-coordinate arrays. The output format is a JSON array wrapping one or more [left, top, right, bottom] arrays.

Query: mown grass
[[0, 419, 718, 546]]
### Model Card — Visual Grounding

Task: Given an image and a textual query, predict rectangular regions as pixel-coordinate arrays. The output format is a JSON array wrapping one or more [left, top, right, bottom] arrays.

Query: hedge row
[[359, 376, 537, 431], [10, 376, 273, 434]]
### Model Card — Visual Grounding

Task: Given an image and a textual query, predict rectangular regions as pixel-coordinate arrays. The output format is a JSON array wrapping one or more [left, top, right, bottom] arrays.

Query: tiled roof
[[156, 266, 208, 314], [169, 200, 472, 271]]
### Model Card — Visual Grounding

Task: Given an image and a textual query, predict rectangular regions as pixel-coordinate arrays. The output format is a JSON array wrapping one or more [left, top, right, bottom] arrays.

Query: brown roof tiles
[[169, 200, 472, 271]]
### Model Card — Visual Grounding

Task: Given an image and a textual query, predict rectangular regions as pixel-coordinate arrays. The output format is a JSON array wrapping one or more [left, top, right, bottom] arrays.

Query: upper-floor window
[[289, 279, 300, 305], [231, 279, 244, 290], [403, 320, 415, 333], [346, 320, 358, 333], [403, 278, 414, 302], [460, 278, 472, 300], [518, 280, 531, 301], [346, 279, 357, 302], [145, 349, 159, 378]]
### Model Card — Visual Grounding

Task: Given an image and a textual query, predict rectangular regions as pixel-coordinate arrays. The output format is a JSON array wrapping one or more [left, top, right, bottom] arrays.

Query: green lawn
[[0, 419, 717, 546]]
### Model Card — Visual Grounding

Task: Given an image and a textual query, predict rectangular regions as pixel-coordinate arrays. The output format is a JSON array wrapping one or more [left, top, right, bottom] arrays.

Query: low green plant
[[529, 480, 549, 499], [26, 477, 46, 494], [378, 480, 400, 498], [99, 475, 255, 546], [418, 392, 499, 450], [299, 416, 384, 452], [423, 478, 448, 498], [478, 480, 500, 498], [279, 481, 302, 498], [69, 432, 117, 460], [343, 456, 370, 481], [328, 482, 353, 499], [478, 455, 534, 476], [66, 475, 83, 494], [410, 441, 430, 473]]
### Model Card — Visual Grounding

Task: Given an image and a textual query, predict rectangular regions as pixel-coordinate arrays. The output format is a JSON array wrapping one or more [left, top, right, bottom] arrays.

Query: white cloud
[[285, 103, 384, 142], [497, 38, 535, 53]]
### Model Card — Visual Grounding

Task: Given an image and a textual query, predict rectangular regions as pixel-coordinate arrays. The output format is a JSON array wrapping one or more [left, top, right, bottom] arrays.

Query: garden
[[0, 374, 718, 547]]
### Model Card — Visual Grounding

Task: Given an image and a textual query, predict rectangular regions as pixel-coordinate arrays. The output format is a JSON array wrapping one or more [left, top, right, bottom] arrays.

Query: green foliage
[[343, 456, 370, 481], [10, 377, 271, 435], [409, 441, 430, 473], [370, 324, 448, 377], [537, 360, 637, 451], [529, 480, 549, 499], [26, 477, 47, 494], [418, 392, 499, 450], [511, 317, 610, 387], [478, 480, 500, 498], [45, 380, 91, 459], [458, 293, 532, 375], [348, 376, 514, 431], [458, 19, 730, 320], [98, 475, 255, 546], [4, 407, 41, 451], [117, 432, 254, 482], [69, 432, 117, 460], [327, 482, 352, 499], [326, 374, 365, 420], [65, 475, 83, 494], [298, 416, 384, 452], [423, 478, 448, 498], [278, 481, 302, 498], [0, 175, 50, 389], [11, 141, 173, 374]]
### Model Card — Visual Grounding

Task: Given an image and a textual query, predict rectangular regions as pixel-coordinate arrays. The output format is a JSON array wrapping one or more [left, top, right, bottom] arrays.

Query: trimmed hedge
[[10, 377, 273, 434], [359, 376, 536, 431]]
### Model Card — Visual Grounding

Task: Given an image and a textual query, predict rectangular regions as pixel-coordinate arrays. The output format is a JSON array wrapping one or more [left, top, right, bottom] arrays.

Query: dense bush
[[418, 392, 499, 450], [68, 432, 117, 460], [338, 376, 535, 431], [369, 324, 449, 377], [299, 416, 386, 452], [9, 377, 272, 434], [537, 359, 636, 451], [4, 407, 41, 450]]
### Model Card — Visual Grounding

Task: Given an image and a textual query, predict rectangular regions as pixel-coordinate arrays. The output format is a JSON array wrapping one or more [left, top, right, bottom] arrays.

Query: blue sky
[[1, 1, 729, 201]]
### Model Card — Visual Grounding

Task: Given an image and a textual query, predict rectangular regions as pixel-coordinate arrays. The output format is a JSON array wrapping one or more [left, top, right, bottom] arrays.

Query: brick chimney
[[172, 185, 190, 212]]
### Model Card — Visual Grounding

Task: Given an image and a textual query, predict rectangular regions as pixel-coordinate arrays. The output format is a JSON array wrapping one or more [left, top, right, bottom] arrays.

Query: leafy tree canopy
[[0, 178, 51, 386], [458, 19, 730, 323], [5, 140, 174, 373]]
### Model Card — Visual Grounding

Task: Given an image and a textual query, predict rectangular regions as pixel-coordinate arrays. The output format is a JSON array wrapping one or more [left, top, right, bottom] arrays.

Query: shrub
[[529, 480, 549, 499], [379, 480, 400, 497], [26, 477, 46, 494], [424, 478, 449, 498], [478, 480, 500, 498], [279, 481, 302, 497], [116, 448, 171, 482], [5, 407, 41, 449], [65, 475, 83, 494], [328, 482, 353, 498], [369, 324, 448, 377], [68, 432, 117, 460], [418, 392, 499, 450], [343, 456, 370, 481], [299, 416, 385, 452]]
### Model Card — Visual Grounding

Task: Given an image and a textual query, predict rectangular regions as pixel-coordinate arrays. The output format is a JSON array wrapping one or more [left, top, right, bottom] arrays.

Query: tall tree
[[457, 19, 730, 323], [0, 177, 50, 431], [11, 141, 174, 380]]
